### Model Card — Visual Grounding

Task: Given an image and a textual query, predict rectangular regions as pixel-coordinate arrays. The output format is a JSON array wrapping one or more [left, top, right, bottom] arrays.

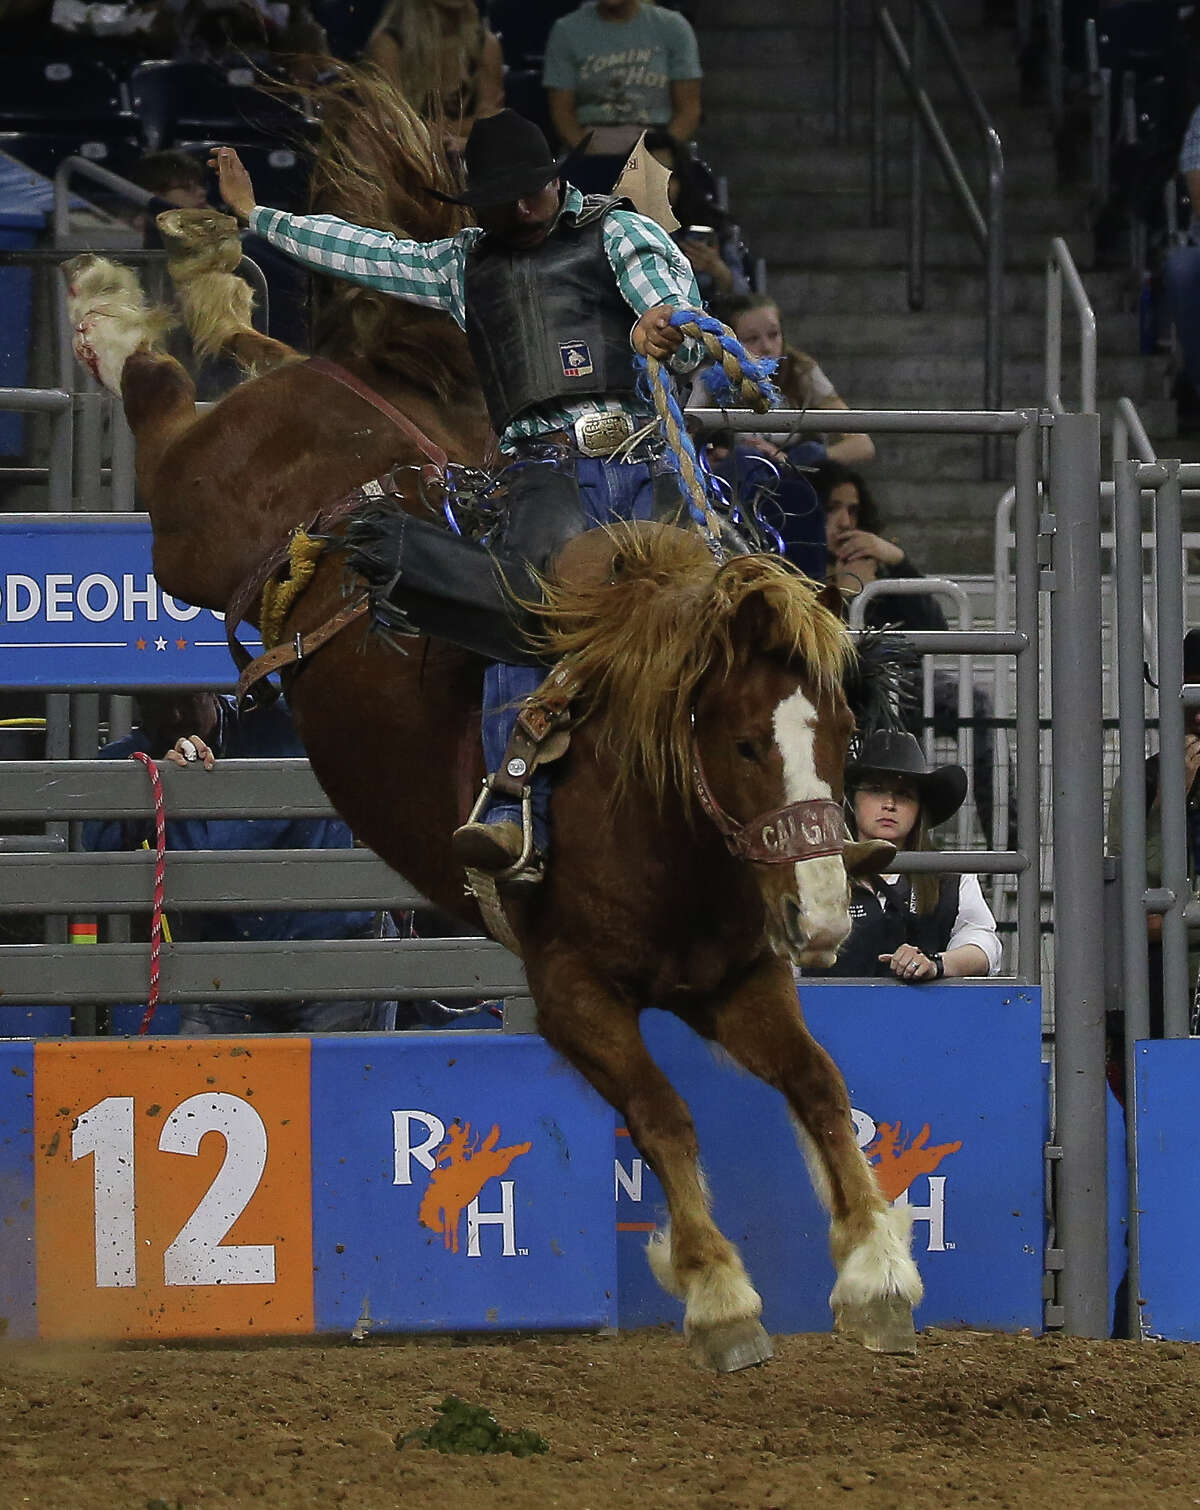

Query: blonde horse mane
[[534, 523, 854, 808]]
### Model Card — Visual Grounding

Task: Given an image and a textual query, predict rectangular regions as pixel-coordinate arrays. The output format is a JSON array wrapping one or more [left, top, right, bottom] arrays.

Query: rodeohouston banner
[[0, 984, 1045, 1341], [0, 514, 254, 688]]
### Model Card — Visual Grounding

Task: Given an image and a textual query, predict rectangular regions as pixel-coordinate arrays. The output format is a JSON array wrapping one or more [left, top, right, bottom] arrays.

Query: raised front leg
[[690, 956, 923, 1354], [527, 949, 770, 1373]]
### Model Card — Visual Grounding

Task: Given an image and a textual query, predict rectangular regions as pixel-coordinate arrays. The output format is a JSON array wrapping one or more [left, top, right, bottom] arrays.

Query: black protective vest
[[463, 195, 639, 434], [810, 875, 960, 978]]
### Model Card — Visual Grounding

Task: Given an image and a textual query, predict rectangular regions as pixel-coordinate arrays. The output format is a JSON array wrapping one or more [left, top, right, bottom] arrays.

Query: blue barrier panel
[[616, 984, 1044, 1334], [0, 515, 257, 688], [1135, 1039, 1200, 1340], [0, 1041, 37, 1338], [1, 1006, 73, 1037], [310, 1034, 617, 1333]]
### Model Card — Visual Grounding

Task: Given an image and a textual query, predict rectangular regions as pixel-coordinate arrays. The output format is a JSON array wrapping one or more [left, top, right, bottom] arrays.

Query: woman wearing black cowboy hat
[[806, 731, 1001, 981]]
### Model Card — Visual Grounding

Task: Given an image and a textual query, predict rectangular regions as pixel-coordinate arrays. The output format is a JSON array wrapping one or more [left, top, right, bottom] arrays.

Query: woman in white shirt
[[809, 731, 1002, 981]]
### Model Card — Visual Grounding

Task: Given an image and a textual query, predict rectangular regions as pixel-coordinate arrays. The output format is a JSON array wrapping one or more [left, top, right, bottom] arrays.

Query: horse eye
[[736, 739, 760, 762]]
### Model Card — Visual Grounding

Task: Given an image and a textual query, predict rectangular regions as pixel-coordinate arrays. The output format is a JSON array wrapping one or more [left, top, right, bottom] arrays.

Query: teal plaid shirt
[[249, 185, 705, 451]]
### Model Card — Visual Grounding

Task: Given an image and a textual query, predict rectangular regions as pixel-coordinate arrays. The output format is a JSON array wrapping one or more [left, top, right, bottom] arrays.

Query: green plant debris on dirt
[[396, 1395, 548, 1458]]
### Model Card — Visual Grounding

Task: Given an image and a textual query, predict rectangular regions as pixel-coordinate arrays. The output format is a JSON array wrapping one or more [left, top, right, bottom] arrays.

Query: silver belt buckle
[[573, 412, 636, 457]]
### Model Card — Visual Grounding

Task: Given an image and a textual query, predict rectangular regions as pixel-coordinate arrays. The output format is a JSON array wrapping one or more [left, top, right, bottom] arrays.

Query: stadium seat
[[0, 131, 143, 189], [0, 53, 131, 131], [177, 138, 312, 213], [129, 60, 314, 152]]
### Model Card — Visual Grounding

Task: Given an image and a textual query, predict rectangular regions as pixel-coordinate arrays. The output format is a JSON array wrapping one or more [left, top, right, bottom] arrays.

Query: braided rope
[[639, 309, 781, 558], [260, 528, 324, 650], [129, 751, 166, 1035]]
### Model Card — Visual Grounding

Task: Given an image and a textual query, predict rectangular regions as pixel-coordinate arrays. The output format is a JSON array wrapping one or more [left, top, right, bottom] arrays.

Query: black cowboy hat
[[845, 730, 968, 829], [429, 109, 591, 208]]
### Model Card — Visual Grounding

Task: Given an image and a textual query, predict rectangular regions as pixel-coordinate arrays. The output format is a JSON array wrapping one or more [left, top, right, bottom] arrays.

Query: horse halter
[[690, 712, 847, 865]]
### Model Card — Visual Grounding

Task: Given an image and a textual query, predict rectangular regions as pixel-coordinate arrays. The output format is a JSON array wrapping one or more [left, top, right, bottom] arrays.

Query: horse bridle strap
[[306, 357, 449, 473], [691, 733, 846, 865]]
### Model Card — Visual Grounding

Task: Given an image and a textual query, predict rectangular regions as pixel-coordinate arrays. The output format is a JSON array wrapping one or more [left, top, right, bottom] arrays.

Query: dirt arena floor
[[3, 1326, 1200, 1509]]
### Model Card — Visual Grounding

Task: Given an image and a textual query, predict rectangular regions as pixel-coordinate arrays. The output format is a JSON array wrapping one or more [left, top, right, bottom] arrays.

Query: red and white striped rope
[[128, 750, 166, 1034]]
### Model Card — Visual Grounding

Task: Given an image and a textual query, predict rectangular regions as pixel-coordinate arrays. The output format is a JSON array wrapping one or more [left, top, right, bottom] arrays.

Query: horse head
[[537, 524, 894, 970], [691, 573, 894, 969]]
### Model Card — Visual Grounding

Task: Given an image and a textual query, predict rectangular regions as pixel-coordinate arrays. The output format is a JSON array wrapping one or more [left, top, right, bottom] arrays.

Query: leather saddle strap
[[490, 656, 584, 801], [306, 357, 450, 472], [235, 598, 370, 706]]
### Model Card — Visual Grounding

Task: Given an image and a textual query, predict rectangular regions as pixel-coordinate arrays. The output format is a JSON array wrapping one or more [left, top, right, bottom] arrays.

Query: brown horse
[[62, 71, 922, 1368]]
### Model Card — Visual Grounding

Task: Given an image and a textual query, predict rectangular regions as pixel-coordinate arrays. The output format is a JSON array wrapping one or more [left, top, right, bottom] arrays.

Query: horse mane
[[298, 64, 478, 400], [533, 523, 854, 809]]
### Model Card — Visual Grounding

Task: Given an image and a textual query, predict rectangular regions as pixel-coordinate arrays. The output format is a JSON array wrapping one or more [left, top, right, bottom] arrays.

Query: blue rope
[[664, 307, 781, 411]]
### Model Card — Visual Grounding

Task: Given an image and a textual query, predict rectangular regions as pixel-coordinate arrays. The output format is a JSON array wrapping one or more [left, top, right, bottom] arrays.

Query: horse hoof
[[689, 1318, 774, 1373], [834, 1294, 918, 1354]]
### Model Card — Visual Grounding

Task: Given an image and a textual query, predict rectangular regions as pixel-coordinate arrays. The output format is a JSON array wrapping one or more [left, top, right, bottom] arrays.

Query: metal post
[[1014, 419, 1040, 980], [834, 0, 850, 144], [983, 130, 1005, 477], [109, 402, 136, 511], [1151, 462, 1191, 1037], [75, 388, 104, 511], [908, 4, 927, 313], [1048, 410, 1108, 1334], [870, 20, 887, 226], [1047, 0, 1064, 129], [1115, 456, 1152, 1340]]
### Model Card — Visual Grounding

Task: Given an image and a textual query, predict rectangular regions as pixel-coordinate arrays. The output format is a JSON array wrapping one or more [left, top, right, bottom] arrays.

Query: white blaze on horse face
[[772, 686, 851, 963]]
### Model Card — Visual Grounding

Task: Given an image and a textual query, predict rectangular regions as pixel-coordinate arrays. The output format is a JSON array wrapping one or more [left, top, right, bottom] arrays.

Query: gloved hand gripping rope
[[636, 308, 781, 560]]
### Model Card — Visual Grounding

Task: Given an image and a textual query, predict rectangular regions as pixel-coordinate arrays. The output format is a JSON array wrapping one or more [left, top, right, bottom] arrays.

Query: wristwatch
[[931, 953, 945, 979]]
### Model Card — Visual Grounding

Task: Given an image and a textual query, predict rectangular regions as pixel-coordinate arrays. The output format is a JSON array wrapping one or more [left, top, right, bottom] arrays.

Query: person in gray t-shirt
[[543, 0, 702, 160]]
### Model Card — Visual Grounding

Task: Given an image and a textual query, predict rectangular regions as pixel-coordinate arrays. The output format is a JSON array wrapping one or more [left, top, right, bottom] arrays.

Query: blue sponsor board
[[0, 1041, 37, 1338], [1134, 1039, 1200, 1340], [0, 514, 256, 688], [310, 1035, 617, 1333], [616, 984, 1044, 1335]]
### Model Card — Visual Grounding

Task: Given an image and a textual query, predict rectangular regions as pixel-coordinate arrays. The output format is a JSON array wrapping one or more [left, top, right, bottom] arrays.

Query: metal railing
[[870, 0, 1006, 474], [1045, 236, 1097, 415], [849, 575, 975, 853]]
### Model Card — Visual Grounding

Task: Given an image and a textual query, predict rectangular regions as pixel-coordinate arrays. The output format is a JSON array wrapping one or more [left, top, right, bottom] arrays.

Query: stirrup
[[464, 781, 537, 881]]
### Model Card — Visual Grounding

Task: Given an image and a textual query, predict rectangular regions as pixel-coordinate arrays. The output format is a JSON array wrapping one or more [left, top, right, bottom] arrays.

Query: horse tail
[[156, 208, 300, 376]]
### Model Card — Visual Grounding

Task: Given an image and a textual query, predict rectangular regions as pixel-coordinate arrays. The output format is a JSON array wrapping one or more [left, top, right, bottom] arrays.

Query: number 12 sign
[[35, 1040, 314, 1339]]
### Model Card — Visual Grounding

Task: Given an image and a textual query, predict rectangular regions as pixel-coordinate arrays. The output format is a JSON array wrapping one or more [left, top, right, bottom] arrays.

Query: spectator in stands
[[543, 0, 702, 166], [1165, 103, 1200, 431], [701, 293, 875, 468], [1106, 628, 1200, 1038], [82, 690, 399, 1034], [45, 0, 172, 52], [170, 0, 328, 74], [813, 460, 1009, 848], [132, 148, 209, 220], [366, 0, 504, 153], [642, 128, 749, 302], [805, 730, 1002, 980]]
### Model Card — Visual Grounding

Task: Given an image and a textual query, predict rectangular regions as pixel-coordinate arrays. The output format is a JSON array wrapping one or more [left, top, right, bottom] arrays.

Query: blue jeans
[[1165, 241, 1200, 390], [482, 456, 667, 847], [177, 998, 397, 1034]]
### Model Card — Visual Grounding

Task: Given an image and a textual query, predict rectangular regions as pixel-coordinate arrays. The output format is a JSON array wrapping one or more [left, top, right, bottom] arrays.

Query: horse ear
[[731, 589, 773, 656], [817, 579, 845, 620]]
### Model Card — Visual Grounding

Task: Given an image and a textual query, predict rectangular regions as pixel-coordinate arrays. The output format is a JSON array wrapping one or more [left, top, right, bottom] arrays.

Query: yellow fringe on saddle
[[259, 529, 325, 649]]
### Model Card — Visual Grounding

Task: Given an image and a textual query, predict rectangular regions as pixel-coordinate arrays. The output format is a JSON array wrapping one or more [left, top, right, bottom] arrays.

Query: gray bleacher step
[[697, 22, 1023, 76], [746, 224, 1094, 270], [735, 187, 1092, 235], [784, 308, 1139, 358], [826, 352, 1169, 405], [702, 108, 1055, 155], [765, 265, 1133, 315], [708, 141, 1054, 194]]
